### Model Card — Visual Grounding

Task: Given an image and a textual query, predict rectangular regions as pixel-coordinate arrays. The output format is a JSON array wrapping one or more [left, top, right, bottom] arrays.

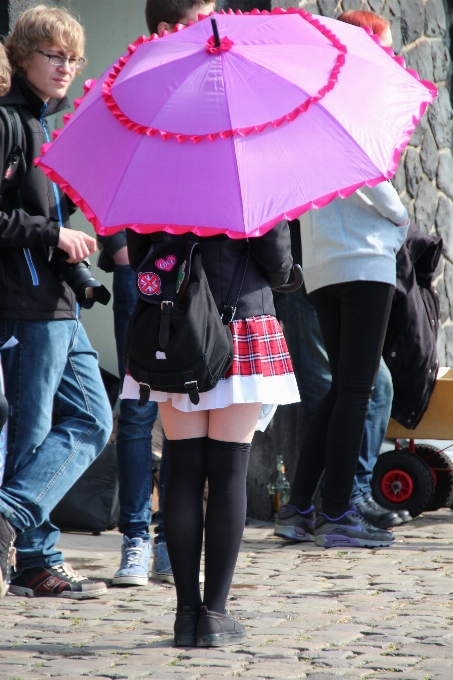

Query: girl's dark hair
[[145, 0, 212, 34]]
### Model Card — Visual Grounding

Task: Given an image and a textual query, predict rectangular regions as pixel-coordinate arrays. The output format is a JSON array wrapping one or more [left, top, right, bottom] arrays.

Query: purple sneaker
[[274, 504, 315, 542], [315, 506, 395, 549]]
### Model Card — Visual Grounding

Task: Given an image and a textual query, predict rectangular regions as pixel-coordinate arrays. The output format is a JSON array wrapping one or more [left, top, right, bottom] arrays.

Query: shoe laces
[[54, 563, 85, 583], [124, 541, 147, 567]]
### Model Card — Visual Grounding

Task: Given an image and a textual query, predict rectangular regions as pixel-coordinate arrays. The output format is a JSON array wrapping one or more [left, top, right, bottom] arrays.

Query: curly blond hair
[[0, 43, 11, 96], [6, 4, 85, 75]]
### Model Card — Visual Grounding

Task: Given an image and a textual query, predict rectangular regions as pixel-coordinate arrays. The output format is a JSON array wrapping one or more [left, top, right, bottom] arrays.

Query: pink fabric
[[36, 9, 436, 239]]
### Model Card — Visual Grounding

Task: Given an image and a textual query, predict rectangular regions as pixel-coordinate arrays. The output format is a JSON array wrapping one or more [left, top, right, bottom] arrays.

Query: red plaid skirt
[[121, 315, 299, 411], [224, 315, 294, 379]]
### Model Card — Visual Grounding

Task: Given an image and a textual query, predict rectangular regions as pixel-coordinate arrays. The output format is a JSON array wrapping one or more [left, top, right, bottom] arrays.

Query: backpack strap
[[0, 105, 26, 208], [221, 242, 252, 325]]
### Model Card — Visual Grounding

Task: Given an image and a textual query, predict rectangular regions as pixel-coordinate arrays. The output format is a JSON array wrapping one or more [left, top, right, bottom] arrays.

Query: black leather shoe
[[197, 606, 247, 647], [174, 606, 199, 647], [355, 498, 402, 529], [395, 508, 412, 524]]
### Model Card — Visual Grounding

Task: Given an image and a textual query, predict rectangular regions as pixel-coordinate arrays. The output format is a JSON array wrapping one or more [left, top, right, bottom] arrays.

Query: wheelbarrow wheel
[[371, 450, 435, 518], [415, 445, 453, 511]]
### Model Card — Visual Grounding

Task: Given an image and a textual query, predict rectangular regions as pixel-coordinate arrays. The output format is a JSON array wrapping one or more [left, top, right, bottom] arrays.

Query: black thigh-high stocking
[[203, 439, 250, 614], [163, 437, 207, 612]]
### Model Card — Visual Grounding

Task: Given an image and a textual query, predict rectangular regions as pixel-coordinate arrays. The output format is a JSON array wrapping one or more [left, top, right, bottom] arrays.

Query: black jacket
[[383, 223, 442, 429], [0, 77, 77, 320], [126, 221, 293, 320]]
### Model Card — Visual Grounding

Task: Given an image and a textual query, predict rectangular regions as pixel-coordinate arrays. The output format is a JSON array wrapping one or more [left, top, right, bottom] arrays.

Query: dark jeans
[[290, 280, 394, 512], [113, 264, 162, 540]]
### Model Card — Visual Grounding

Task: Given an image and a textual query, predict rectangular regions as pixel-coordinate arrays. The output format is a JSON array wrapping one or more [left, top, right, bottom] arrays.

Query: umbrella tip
[[211, 16, 221, 48]]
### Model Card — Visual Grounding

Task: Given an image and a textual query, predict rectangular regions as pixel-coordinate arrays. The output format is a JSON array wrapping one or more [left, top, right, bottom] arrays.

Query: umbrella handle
[[211, 17, 221, 48], [273, 264, 304, 293]]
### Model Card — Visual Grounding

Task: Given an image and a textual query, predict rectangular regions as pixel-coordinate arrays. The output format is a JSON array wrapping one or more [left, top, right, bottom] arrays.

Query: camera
[[51, 249, 111, 310]]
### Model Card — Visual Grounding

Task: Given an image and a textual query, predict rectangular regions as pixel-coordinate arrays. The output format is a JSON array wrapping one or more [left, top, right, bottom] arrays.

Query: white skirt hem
[[121, 373, 300, 413]]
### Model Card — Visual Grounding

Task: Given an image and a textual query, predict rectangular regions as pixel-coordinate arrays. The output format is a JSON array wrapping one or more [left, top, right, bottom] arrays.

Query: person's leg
[[288, 288, 341, 511], [0, 320, 112, 594], [150, 436, 174, 583], [351, 359, 393, 503], [319, 282, 393, 516], [275, 285, 331, 424], [112, 264, 158, 584], [159, 402, 208, 608]]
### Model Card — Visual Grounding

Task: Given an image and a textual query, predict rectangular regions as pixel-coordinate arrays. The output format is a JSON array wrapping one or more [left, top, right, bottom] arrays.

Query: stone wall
[[285, 0, 453, 366]]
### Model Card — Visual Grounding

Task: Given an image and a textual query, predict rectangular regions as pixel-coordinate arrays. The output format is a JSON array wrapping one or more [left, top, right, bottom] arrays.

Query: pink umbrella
[[36, 8, 436, 239]]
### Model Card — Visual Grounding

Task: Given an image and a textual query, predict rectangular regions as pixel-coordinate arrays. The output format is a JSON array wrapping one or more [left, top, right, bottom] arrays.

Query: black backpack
[[125, 237, 250, 406]]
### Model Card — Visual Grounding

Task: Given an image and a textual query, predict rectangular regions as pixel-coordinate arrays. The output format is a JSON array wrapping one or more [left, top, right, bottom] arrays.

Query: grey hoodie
[[299, 181, 409, 294]]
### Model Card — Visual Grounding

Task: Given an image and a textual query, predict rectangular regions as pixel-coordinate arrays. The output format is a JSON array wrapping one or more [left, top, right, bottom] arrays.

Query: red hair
[[337, 10, 389, 38]]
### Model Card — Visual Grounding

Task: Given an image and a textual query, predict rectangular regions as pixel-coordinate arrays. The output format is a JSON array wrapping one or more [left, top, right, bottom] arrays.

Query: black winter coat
[[126, 221, 293, 320], [0, 77, 77, 320], [383, 223, 442, 429]]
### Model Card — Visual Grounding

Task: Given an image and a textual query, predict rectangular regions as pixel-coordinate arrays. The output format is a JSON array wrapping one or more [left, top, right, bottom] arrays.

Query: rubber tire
[[415, 445, 453, 511], [371, 450, 435, 518]]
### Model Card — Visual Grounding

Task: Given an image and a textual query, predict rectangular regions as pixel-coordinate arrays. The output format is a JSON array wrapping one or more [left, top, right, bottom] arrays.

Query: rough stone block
[[420, 126, 438, 180], [432, 40, 450, 82], [435, 194, 453, 260], [301, 3, 320, 15], [405, 148, 423, 198], [400, 0, 424, 44], [342, 0, 362, 11], [317, 0, 337, 17], [408, 111, 427, 148], [424, 0, 447, 37], [437, 152, 453, 199], [445, 323, 453, 367], [436, 277, 449, 324], [444, 260, 453, 320], [368, 0, 385, 16], [414, 177, 438, 232], [391, 159, 406, 194], [437, 322, 446, 366], [404, 40, 434, 83], [428, 86, 453, 149]]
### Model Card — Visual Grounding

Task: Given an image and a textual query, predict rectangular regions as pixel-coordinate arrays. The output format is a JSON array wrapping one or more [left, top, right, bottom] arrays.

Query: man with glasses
[[0, 5, 112, 599]]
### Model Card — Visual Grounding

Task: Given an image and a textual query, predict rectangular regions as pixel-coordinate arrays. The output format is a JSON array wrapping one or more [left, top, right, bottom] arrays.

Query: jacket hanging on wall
[[384, 222, 442, 429]]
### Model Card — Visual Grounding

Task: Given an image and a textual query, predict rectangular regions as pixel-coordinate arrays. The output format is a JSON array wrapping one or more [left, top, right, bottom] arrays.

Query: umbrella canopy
[[37, 8, 436, 239]]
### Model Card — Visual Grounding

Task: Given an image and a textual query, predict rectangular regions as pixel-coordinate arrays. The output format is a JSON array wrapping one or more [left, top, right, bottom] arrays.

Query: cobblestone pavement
[[0, 511, 452, 680]]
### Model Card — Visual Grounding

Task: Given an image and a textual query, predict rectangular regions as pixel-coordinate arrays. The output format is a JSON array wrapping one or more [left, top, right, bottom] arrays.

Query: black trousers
[[290, 280, 394, 514]]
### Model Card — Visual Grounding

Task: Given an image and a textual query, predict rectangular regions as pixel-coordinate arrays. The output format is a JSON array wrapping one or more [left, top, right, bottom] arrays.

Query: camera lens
[[61, 261, 111, 309]]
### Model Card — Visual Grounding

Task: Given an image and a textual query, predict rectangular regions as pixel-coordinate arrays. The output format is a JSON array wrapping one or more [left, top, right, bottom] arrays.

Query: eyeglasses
[[37, 50, 85, 70]]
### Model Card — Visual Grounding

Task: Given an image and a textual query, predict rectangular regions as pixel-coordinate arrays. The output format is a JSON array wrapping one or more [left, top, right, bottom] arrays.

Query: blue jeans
[[275, 285, 392, 501], [351, 359, 393, 502], [113, 264, 160, 540], [0, 319, 112, 574]]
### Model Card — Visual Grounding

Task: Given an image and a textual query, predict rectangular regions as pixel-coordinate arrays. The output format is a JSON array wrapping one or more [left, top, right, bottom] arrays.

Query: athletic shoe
[[8, 563, 108, 599], [112, 536, 151, 586], [274, 504, 315, 541], [197, 606, 247, 647], [315, 506, 395, 548], [0, 513, 16, 598], [150, 541, 175, 584], [355, 497, 402, 529], [174, 606, 199, 647]]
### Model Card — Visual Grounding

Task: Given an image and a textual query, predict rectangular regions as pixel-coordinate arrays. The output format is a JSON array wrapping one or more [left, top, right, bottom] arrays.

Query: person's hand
[[113, 246, 130, 266], [58, 229, 97, 263]]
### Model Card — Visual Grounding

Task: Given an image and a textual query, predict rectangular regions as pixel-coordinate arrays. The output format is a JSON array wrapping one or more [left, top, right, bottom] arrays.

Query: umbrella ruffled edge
[[33, 158, 417, 240], [100, 7, 348, 143]]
